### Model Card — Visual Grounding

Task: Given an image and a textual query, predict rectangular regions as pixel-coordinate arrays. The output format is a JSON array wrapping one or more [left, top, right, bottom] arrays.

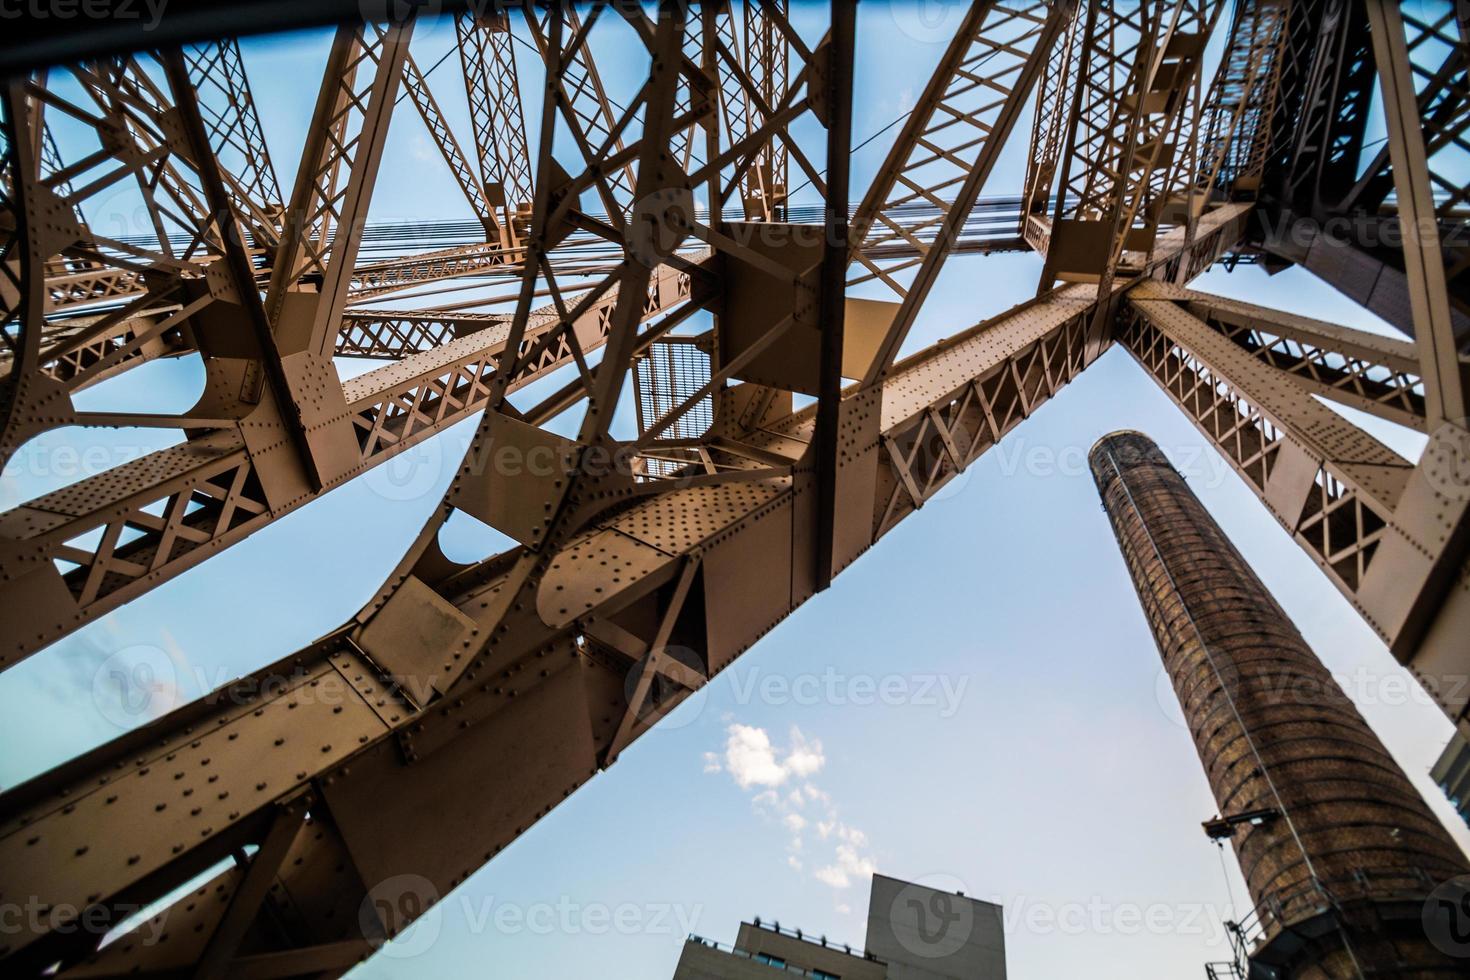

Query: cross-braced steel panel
[[0, 3, 1467, 978]]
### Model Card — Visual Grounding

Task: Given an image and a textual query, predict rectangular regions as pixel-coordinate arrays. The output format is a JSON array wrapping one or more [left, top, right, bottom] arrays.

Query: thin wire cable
[[1215, 840, 1240, 921], [787, 111, 910, 200], [393, 45, 457, 107]]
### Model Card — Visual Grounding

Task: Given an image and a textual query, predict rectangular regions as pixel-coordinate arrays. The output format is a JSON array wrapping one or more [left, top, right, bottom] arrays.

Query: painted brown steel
[[0, 266, 700, 669], [0, 197, 1251, 977], [1116, 280, 1470, 726], [456, 12, 534, 222], [399, 50, 501, 240], [850, 0, 1073, 383], [1181, 288, 1428, 431], [1364, 0, 1469, 431], [1090, 430, 1468, 977], [5, 2, 1470, 977], [813, 0, 856, 590]]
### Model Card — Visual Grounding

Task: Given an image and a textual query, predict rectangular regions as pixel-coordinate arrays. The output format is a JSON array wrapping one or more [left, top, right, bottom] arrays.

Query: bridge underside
[[0, 2, 1467, 976]]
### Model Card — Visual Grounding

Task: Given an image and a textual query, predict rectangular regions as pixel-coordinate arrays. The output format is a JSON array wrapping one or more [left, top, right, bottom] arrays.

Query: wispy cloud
[[705, 723, 877, 891], [710, 723, 826, 788], [813, 845, 877, 889], [409, 133, 436, 163]]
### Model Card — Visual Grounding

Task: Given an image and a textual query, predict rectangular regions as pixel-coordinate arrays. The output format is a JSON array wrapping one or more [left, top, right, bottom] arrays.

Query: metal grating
[[633, 338, 713, 478]]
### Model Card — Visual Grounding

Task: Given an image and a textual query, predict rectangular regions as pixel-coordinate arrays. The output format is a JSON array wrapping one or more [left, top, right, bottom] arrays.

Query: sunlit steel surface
[[0, 2, 1468, 976]]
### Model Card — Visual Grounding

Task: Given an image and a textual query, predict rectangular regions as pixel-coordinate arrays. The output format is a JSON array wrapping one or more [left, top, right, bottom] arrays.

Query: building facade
[[672, 874, 1005, 980], [1431, 733, 1470, 830]]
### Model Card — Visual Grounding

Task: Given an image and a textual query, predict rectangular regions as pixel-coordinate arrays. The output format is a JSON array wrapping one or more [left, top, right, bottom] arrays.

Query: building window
[[754, 953, 786, 968], [812, 972, 841, 980]]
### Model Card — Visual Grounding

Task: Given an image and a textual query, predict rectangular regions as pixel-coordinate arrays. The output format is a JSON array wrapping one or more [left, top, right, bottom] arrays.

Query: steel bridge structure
[[0, 1, 1467, 976]]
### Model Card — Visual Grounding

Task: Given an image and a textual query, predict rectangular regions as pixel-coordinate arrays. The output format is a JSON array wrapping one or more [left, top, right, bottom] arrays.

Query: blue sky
[[2, 4, 1465, 978]]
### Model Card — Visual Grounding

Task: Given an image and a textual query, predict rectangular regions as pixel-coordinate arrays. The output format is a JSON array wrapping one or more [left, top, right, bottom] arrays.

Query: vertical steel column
[[1089, 430, 1468, 978], [813, 0, 855, 591]]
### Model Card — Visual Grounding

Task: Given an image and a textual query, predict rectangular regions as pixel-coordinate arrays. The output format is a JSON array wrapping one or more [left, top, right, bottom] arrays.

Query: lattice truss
[[850, 2, 1059, 295], [1348, 5, 1470, 285], [1192, 0, 1291, 198], [1022, 0, 1084, 224], [1038, 0, 1223, 286], [1257, 0, 1470, 346], [0, 3, 1467, 978], [1120, 281, 1406, 597], [457, 12, 534, 221]]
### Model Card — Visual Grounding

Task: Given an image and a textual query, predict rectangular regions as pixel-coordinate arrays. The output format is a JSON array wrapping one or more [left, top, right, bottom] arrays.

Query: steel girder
[[0, 3, 1094, 974], [1093, 0, 1470, 729], [0, 192, 1248, 976], [1038, 0, 1224, 293], [0, 263, 702, 668], [848, 1, 1073, 383], [456, 11, 534, 233], [180, 39, 285, 250], [1191, 0, 1291, 205], [1118, 281, 1470, 725], [399, 49, 503, 242], [1254, 1, 1470, 345], [739, 0, 790, 219], [1180, 288, 1428, 430], [2, 1, 1470, 977]]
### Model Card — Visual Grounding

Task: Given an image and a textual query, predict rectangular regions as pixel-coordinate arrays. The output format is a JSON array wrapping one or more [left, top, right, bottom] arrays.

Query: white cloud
[[785, 728, 825, 778], [752, 789, 781, 811], [720, 724, 826, 789], [409, 133, 435, 163], [813, 865, 849, 888], [705, 724, 873, 892], [723, 724, 789, 788], [814, 845, 877, 890], [839, 844, 876, 876]]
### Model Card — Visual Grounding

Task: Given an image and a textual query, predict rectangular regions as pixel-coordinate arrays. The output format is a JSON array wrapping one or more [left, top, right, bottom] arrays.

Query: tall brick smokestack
[[1089, 430, 1469, 978]]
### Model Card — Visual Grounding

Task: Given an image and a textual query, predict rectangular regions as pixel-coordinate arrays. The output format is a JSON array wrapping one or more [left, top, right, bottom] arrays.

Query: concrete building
[[672, 873, 1005, 980]]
